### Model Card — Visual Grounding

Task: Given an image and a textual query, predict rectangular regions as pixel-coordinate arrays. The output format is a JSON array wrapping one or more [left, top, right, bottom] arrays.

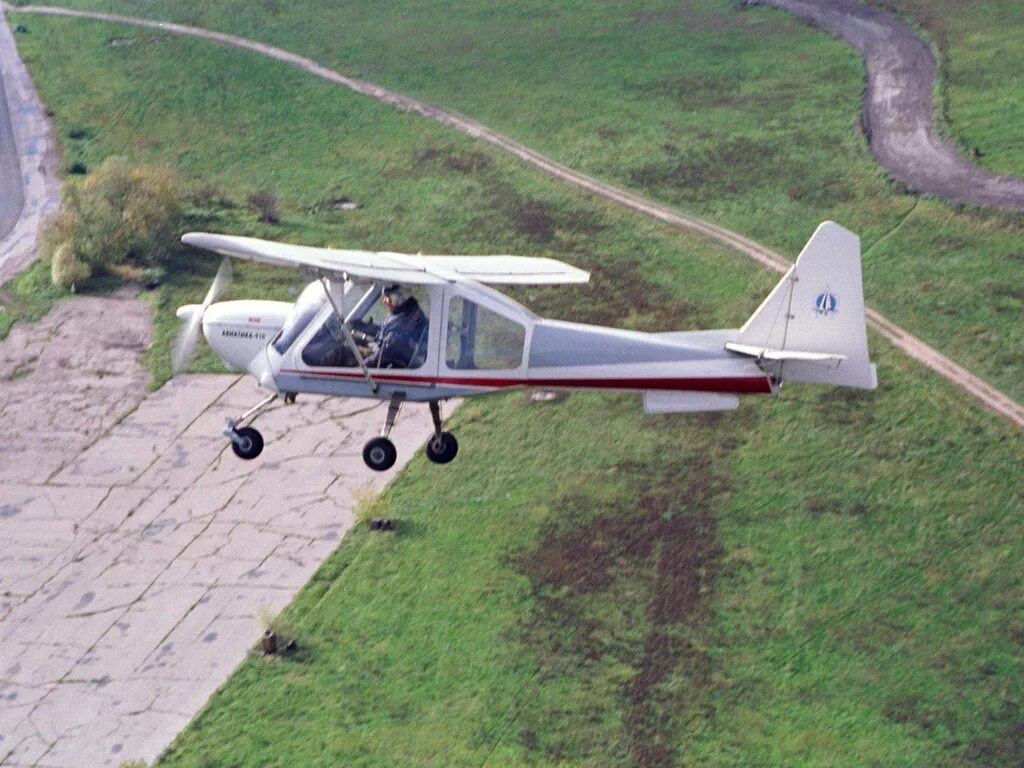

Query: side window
[[302, 288, 431, 369], [446, 297, 526, 370]]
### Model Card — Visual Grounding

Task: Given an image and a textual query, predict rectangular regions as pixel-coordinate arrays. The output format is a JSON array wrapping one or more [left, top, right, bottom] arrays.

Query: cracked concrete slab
[[1, 295, 450, 767]]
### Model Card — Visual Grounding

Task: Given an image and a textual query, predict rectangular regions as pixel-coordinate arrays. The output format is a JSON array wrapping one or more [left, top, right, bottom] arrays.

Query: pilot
[[360, 285, 428, 368]]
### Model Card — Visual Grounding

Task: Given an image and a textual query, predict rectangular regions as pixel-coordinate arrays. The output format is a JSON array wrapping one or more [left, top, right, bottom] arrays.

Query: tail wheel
[[363, 436, 397, 471], [425, 431, 458, 464], [231, 427, 264, 460]]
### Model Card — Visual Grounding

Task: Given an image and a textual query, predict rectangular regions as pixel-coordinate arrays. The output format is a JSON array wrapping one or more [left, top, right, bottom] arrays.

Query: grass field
[[154, 365, 1024, 768], [7, 5, 1024, 767], [30, 0, 1024, 406]]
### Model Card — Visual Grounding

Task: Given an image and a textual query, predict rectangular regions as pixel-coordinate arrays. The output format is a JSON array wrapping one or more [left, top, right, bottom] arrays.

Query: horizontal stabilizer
[[725, 343, 847, 364]]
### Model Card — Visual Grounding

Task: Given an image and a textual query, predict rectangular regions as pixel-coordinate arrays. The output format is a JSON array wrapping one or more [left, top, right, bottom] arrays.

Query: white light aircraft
[[175, 221, 876, 471]]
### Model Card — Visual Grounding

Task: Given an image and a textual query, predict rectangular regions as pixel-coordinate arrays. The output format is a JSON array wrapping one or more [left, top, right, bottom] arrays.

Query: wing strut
[[319, 277, 378, 394]]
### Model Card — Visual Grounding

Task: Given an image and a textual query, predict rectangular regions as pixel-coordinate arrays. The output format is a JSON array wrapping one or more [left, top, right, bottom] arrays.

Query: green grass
[[155, 346, 1024, 768], [8, 8, 1024, 767], [24, 0, 1024, 404], [0, 260, 70, 340]]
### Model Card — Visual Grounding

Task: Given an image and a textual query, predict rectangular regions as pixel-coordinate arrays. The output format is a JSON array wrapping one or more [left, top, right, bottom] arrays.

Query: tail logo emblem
[[814, 288, 838, 316]]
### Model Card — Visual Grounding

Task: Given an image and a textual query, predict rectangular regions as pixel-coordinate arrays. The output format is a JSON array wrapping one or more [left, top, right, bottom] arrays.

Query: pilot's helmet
[[383, 285, 410, 304]]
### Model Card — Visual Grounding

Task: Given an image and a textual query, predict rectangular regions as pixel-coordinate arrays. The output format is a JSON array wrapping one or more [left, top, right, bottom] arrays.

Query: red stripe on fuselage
[[279, 369, 772, 394]]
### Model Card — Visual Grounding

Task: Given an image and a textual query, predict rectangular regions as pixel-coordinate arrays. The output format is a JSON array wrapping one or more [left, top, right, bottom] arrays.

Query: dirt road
[[0, 5, 61, 286], [755, 0, 1024, 210], [3, 3, 1023, 433], [0, 31, 24, 241]]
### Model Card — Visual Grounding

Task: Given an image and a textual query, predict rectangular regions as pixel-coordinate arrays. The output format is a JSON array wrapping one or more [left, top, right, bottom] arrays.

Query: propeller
[[172, 256, 233, 374]]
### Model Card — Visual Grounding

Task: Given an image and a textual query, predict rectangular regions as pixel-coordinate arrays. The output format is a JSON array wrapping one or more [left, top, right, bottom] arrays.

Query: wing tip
[[181, 231, 228, 251]]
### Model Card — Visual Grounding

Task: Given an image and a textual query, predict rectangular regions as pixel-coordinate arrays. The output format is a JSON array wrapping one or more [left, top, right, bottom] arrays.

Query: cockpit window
[[272, 282, 327, 355], [302, 288, 431, 369], [446, 297, 525, 369]]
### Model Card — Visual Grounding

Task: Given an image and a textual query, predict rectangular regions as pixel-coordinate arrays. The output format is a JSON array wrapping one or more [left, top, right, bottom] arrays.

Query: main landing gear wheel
[[230, 427, 264, 460], [425, 431, 458, 464], [363, 436, 397, 472]]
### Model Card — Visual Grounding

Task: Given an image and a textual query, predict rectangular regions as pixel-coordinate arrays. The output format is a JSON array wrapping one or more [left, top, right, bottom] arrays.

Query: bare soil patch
[[515, 411, 742, 766]]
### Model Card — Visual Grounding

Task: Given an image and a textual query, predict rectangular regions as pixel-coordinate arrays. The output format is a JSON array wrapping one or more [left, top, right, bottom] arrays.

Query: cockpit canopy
[[271, 280, 433, 369], [272, 281, 327, 356], [271, 279, 534, 373], [303, 286, 430, 369]]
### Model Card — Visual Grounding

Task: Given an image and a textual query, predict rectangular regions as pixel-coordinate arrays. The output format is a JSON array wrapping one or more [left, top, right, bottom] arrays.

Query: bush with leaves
[[41, 158, 181, 288], [248, 188, 279, 223], [49, 241, 90, 289]]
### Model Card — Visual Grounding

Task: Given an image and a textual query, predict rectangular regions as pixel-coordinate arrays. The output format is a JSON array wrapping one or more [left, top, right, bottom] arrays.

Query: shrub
[[40, 157, 182, 287], [248, 188, 279, 223], [49, 241, 91, 289], [351, 482, 390, 526], [257, 605, 297, 651], [187, 179, 234, 209]]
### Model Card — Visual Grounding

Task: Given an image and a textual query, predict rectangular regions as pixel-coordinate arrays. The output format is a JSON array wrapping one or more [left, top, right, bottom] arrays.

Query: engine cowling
[[198, 300, 292, 371]]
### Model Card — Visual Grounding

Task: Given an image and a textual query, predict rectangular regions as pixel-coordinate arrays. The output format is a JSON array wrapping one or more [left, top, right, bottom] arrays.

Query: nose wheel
[[223, 393, 277, 460], [229, 426, 264, 460]]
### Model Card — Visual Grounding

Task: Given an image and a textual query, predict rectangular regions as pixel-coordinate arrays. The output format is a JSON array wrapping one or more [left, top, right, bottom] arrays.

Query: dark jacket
[[363, 297, 427, 368]]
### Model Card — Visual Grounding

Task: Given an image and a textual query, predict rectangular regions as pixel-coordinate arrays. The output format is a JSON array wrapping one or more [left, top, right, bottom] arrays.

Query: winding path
[[756, 0, 1024, 210], [0, 6, 61, 285], [3, 3, 1023, 429], [0, 37, 23, 241]]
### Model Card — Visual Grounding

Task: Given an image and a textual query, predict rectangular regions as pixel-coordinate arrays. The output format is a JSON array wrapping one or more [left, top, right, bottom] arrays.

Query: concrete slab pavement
[[2, 326, 448, 766]]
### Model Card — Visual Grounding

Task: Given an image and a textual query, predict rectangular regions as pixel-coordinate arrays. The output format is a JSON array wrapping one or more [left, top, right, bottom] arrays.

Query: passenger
[[361, 286, 427, 368]]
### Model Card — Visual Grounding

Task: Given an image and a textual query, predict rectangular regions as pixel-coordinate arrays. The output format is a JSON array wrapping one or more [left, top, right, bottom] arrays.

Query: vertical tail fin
[[727, 221, 877, 389]]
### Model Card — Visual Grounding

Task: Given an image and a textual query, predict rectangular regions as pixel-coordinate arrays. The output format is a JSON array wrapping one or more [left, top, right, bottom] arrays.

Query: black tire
[[363, 436, 397, 471], [425, 431, 458, 464], [231, 427, 264, 460]]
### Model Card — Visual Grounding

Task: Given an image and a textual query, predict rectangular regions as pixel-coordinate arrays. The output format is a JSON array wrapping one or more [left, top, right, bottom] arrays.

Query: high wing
[[422, 255, 589, 284], [181, 233, 589, 286]]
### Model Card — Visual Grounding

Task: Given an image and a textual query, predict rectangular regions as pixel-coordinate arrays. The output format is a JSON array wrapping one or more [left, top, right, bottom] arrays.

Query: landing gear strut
[[224, 392, 277, 460], [362, 393, 403, 471], [425, 400, 458, 464]]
